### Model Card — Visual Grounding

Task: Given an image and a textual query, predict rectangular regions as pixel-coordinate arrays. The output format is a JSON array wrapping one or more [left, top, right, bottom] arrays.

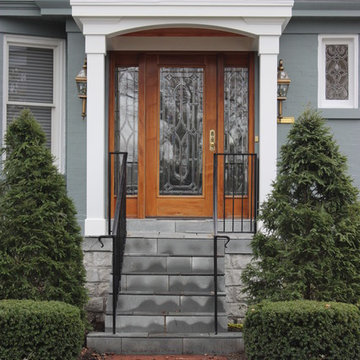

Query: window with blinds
[[7, 45, 54, 148]]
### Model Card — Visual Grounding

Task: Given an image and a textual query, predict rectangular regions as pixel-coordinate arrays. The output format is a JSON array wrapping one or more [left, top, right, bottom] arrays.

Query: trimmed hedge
[[0, 300, 84, 360], [244, 300, 360, 360]]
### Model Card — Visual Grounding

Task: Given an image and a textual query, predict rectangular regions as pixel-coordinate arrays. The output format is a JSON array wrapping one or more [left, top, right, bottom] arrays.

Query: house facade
[[1, 0, 360, 354]]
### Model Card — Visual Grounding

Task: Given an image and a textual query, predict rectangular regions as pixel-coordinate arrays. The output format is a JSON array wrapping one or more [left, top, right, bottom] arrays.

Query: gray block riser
[[87, 332, 244, 355], [127, 218, 254, 233], [125, 237, 226, 256], [107, 293, 225, 314], [105, 314, 228, 333], [122, 255, 224, 273], [120, 274, 225, 292]]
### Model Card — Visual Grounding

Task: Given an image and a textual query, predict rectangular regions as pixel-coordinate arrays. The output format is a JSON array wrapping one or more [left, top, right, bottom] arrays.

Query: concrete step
[[127, 219, 214, 233], [122, 255, 224, 273], [105, 313, 228, 333], [127, 218, 254, 234], [87, 332, 244, 355], [120, 273, 225, 292], [106, 292, 226, 314], [124, 235, 225, 256]]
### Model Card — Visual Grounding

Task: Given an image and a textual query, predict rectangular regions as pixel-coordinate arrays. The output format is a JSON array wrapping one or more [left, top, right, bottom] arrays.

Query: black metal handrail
[[99, 151, 127, 334], [212, 153, 259, 334]]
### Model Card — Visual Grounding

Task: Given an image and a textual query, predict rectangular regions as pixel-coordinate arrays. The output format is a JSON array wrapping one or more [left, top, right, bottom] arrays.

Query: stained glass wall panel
[[115, 67, 138, 195], [224, 67, 249, 196], [326, 44, 349, 100]]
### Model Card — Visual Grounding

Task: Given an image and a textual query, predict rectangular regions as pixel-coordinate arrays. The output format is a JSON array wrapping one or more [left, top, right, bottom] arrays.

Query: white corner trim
[[84, 218, 107, 236], [2, 35, 66, 172], [258, 35, 280, 55], [85, 34, 107, 54], [318, 34, 358, 109]]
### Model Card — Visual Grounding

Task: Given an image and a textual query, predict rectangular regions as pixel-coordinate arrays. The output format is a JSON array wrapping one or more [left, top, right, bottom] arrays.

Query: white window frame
[[318, 34, 358, 109], [2, 35, 66, 172]]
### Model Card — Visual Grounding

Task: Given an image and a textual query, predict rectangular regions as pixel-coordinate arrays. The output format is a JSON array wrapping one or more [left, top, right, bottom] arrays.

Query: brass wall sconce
[[75, 58, 87, 119], [277, 59, 294, 124]]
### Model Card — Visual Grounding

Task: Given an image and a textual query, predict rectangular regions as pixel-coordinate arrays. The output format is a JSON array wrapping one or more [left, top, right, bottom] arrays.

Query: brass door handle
[[209, 129, 216, 152]]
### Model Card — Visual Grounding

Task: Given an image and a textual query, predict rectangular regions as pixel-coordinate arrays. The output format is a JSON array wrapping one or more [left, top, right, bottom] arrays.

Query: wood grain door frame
[[109, 52, 146, 218], [109, 51, 255, 218], [145, 54, 217, 217]]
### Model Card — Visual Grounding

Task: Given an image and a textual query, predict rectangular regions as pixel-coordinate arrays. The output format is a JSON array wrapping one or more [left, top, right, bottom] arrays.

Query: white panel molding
[[258, 37, 279, 207], [85, 44, 107, 236]]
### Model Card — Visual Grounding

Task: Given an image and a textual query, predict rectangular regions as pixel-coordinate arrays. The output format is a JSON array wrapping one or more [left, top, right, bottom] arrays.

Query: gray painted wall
[[0, 17, 66, 38], [0, 33, 3, 141], [279, 19, 360, 191], [66, 22, 86, 232]]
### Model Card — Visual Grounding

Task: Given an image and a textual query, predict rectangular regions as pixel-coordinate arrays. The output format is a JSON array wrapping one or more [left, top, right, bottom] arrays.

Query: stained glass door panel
[[159, 68, 204, 196]]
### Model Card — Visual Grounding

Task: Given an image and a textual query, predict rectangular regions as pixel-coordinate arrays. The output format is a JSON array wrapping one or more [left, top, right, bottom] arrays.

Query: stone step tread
[[123, 254, 225, 258], [116, 291, 226, 296], [108, 311, 228, 316], [121, 271, 224, 276], [127, 232, 213, 239], [123, 253, 225, 258], [126, 232, 252, 239], [105, 314, 228, 333], [88, 331, 242, 338], [87, 331, 244, 355]]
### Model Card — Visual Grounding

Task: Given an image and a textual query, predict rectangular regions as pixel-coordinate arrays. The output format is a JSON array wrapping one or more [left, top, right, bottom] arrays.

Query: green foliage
[[0, 110, 87, 315], [0, 299, 84, 360], [243, 300, 360, 360], [242, 108, 360, 303]]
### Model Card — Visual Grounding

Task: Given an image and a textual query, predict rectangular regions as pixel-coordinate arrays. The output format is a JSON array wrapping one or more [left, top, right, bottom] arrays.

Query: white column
[[258, 35, 279, 206], [85, 35, 107, 236]]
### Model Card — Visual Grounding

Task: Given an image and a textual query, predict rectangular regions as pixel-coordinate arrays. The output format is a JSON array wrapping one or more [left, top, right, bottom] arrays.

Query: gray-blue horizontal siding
[[0, 34, 3, 151], [66, 27, 86, 233], [0, 17, 66, 38], [279, 18, 360, 190]]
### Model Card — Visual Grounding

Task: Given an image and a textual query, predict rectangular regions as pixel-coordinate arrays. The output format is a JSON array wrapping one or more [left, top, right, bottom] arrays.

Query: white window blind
[[7, 45, 54, 148]]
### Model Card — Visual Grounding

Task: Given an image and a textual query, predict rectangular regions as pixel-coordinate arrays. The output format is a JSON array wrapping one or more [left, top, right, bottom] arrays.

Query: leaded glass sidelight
[[115, 67, 138, 195], [326, 44, 349, 100], [159, 68, 204, 196], [224, 67, 249, 196]]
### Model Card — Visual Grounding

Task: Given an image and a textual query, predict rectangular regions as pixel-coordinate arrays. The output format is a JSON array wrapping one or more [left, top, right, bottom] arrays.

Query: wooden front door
[[109, 52, 254, 218]]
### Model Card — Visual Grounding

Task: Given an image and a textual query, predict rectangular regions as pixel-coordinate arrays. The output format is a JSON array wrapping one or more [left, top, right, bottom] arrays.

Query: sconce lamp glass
[[75, 58, 87, 119], [277, 59, 294, 124]]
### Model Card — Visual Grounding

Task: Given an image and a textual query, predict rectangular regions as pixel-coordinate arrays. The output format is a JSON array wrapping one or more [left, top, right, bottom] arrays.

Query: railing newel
[[213, 152, 258, 334]]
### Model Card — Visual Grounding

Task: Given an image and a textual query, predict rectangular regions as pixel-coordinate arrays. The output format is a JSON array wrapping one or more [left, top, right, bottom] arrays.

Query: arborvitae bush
[[0, 110, 87, 315], [242, 108, 360, 303]]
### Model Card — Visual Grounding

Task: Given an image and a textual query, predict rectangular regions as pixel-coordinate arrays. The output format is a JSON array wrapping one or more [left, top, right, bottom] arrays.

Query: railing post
[[213, 154, 218, 236], [213, 235, 218, 335]]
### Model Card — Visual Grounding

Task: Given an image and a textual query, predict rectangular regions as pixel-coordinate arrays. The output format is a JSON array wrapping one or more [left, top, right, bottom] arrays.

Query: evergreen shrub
[[243, 300, 360, 360], [0, 110, 87, 314], [0, 299, 84, 360], [241, 108, 360, 303]]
